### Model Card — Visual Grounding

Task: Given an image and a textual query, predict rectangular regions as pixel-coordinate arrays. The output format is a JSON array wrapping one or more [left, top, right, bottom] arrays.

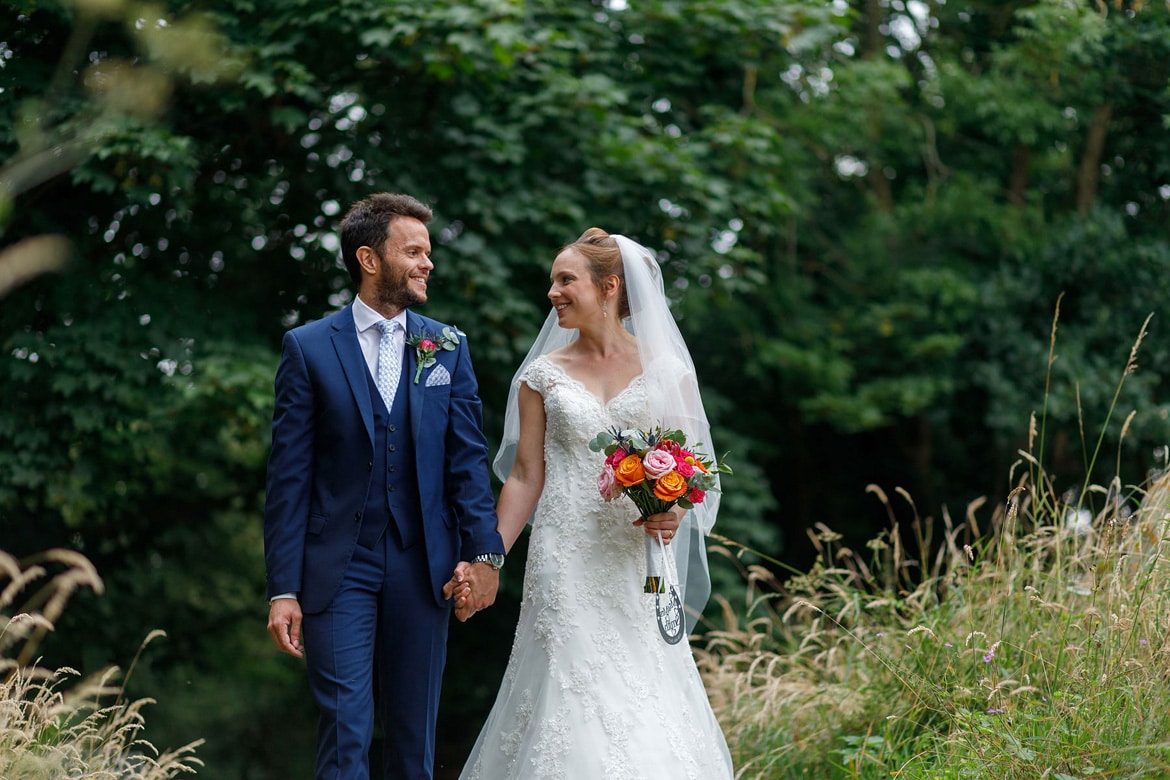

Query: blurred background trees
[[2, 0, 1168, 776]]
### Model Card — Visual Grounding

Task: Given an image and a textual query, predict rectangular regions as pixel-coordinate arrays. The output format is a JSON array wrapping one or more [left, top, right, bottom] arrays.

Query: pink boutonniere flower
[[405, 326, 463, 383]]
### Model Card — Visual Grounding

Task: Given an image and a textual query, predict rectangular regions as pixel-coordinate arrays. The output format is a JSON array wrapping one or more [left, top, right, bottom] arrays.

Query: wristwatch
[[471, 553, 505, 570]]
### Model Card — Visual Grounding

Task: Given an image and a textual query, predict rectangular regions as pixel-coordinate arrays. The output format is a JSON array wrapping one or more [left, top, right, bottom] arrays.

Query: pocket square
[[426, 364, 451, 387]]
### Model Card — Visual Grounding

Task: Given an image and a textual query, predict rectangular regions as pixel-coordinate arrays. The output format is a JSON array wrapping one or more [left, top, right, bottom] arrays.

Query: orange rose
[[614, 454, 646, 487], [653, 470, 689, 501]]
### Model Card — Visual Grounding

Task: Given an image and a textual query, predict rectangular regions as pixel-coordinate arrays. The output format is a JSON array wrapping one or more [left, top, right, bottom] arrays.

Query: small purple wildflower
[[982, 649, 995, 663], [986, 708, 1005, 715], [1140, 639, 1148, 646]]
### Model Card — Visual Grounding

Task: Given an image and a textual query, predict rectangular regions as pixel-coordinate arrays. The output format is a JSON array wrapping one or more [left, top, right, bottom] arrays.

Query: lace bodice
[[459, 356, 734, 780], [519, 356, 653, 651], [528, 353, 647, 478]]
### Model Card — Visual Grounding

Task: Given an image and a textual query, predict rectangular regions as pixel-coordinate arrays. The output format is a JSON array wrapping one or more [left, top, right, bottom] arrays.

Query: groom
[[264, 192, 505, 780]]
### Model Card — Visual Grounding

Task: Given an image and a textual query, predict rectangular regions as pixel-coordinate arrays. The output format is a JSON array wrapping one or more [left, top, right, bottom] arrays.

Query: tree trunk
[[742, 64, 757, 113], [866, 160, 893, 211], [1076, 102, 1113, 216], [863, 0, 882, 58], [1008, 144, 1031, 207], [859, 0, 892, 211]]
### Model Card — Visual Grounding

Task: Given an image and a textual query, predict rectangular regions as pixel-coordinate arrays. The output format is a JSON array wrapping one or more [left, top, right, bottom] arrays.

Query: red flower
[[687, 487, 706, 505]]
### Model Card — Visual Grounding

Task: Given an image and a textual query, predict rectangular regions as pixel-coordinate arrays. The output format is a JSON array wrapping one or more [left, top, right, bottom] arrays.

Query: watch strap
[[471, 553, 504, 570]]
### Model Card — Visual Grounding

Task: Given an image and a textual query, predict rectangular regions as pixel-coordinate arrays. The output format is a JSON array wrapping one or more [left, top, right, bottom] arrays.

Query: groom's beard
[[371, 257, 425, 312]]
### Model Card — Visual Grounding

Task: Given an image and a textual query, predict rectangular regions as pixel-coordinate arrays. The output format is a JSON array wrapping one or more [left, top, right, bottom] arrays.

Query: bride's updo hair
[[565, 227, 631, 319]]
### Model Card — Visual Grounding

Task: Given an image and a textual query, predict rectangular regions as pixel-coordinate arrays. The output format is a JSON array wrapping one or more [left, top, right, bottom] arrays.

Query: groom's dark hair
[[340, 192, 434, 286], [567, 227, 631, 319]]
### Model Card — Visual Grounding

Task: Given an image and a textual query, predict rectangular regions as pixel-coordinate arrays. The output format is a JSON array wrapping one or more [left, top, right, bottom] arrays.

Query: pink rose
[[687, 487, 706, 505], [419, 339, 437, 351], [674, 457, 695, 478], [597, 464, 622, 501], [642, 449, 677, 479], [606, 448, 628, 468]]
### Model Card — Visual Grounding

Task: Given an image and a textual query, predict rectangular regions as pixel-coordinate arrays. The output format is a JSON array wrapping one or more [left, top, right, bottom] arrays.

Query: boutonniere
[[406, 326, 462, 383]]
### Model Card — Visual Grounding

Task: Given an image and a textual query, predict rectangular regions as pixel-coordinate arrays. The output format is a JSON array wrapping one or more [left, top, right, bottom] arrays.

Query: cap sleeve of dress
[[519, 355, 558, 397]]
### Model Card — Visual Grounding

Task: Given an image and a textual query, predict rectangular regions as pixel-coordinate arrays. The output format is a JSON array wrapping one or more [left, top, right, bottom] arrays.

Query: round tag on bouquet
[[655, 586, 685, 644], [645, 530, 685, 644]]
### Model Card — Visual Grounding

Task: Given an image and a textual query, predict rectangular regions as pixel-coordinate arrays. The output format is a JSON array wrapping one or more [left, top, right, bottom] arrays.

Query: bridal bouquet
[[588, 425, 730, 593]]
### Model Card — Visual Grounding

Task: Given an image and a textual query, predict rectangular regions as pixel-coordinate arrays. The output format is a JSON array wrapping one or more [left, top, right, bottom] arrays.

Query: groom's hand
[[465, 562, 500, 612], [267, 598, 304, 658]]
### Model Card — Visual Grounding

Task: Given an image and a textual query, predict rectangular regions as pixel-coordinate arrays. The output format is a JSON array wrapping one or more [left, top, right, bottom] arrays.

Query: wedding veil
[[493, 233, 721, 632]]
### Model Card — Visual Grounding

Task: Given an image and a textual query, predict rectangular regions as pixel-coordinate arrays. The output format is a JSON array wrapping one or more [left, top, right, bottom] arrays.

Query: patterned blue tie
[[374, 319, 401, 411]]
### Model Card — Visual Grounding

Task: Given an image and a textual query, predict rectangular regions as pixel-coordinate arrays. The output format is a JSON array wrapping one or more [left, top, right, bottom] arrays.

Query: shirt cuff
[[269, 592, 298, 603]]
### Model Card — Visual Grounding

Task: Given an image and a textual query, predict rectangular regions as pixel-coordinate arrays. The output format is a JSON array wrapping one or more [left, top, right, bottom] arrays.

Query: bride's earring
[[603, 300, 608, 319]]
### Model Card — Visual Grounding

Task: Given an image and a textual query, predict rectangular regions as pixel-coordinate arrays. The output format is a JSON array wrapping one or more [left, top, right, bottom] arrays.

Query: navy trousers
[[302, 533, 449, 780]]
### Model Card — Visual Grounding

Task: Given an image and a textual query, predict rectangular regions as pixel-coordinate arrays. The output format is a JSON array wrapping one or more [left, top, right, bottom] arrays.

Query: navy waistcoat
[[358, 367, 422, 550]]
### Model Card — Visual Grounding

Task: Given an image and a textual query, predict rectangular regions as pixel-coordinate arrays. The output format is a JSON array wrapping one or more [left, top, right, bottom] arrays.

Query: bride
[[448, 229, 734, 779]]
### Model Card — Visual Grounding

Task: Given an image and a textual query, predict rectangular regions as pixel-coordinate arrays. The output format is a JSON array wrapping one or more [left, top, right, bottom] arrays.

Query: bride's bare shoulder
[[544, 345, 573, 365]]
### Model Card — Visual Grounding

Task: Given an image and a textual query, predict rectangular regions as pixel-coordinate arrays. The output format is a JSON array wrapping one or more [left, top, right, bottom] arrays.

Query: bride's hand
[[443, 562, 476, 621], [454, 599, 476, 622], [634, 509, 681, 545]]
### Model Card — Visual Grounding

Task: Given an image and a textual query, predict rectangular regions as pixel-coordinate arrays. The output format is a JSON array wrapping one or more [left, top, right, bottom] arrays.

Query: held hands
[[267, 598, 304, 658], [442, 561, 474, 621], [442, 560, 500, 622], [633, 509, 682, 544]]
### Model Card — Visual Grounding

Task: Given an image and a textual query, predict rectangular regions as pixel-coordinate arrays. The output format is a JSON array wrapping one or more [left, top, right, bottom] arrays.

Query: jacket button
[[388, 484, 396, 492], [354, 512, 362, 521], [388, 444, 396, 452], [389, 424, 397, 432], [388, 464, 396, 472], [367, 461, 373, 471]]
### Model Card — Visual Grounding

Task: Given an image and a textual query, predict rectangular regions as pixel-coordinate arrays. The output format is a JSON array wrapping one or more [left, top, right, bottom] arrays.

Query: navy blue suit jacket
[[263, 304, 503, 615]]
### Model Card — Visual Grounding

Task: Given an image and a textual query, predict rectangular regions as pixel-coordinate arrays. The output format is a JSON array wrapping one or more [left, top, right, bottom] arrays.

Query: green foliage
[[706, 454, 1170, 777], [702, 325, 1170, 778], [2, 0, 1170, 776], [972, 211, 1170, 471]]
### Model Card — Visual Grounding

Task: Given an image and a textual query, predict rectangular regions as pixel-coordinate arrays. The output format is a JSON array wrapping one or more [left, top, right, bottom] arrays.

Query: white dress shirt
[[352, 295, 407, 379]]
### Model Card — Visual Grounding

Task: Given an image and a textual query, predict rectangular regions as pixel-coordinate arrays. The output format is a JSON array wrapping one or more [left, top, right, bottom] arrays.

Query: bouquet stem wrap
[[626, 492, 670, 594], [644, 532, 665, 594]]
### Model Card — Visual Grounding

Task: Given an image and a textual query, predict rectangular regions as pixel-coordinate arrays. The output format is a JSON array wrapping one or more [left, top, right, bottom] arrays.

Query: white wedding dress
[[459, 356, 734, 780]]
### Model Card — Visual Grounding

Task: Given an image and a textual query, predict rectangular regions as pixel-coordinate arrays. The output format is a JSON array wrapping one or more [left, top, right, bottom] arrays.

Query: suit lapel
[[331, 305, 375, 445], [405, 310, 426, 444]]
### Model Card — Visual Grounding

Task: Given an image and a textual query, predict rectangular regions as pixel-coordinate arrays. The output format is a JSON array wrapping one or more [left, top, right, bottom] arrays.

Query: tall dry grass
[[1, 549, 203, 778], [700, 304, 1170, 778]]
